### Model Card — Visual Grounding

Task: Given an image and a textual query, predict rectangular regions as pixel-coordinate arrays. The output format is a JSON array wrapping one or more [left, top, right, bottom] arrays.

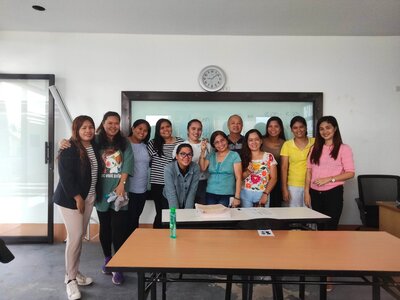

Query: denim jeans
[[240, 189, 270, 208], [282, 186, 305, 207], [205, 192, 231, 207]]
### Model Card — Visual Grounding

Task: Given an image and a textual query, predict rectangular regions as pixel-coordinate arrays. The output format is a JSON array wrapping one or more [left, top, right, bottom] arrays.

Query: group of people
[[53, 111, 355, 300]]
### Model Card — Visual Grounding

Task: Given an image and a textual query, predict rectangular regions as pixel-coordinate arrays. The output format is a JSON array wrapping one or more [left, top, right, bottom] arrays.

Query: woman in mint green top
[[95, 111, 133, 286]]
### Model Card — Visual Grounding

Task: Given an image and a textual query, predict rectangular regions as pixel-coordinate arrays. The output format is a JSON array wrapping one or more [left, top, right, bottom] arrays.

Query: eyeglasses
[[178, 152, 193, 158]]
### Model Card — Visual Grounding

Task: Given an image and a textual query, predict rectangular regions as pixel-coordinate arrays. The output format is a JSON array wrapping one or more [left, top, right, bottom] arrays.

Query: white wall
[[1, 31, 399, 225]]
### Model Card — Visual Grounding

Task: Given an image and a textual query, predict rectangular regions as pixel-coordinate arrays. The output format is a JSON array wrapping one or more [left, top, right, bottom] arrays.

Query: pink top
[[307, 144, 355, 191]]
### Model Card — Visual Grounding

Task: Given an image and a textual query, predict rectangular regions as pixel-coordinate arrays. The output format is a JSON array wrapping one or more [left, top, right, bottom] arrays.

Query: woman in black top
[[53, 115, 101, 300]]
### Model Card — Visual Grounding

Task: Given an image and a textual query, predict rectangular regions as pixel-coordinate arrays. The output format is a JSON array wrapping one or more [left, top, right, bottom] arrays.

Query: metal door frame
[[0, 73, 55, 244]]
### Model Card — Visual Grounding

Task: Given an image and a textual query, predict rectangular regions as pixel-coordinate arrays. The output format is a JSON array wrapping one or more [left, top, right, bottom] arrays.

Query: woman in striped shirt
[[147, 118, 184, 228]]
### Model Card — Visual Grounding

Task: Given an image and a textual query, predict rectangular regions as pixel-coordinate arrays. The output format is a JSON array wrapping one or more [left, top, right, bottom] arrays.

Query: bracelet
[[234, 196, 240, 201], [263, 191, 269, 195]]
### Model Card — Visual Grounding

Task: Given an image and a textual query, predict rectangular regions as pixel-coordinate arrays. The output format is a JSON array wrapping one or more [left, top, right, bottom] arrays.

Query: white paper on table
[[242, 208, 273, 218], [195, 204, 232, 219]]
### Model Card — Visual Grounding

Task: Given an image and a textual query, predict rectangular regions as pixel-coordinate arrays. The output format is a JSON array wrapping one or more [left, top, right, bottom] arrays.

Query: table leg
[[151, 273, 157, 300], [162, 273, 167, 300], [138, 272, 145, 300], [299, 276, 305, 300], [272, 280, 283, 300], [241, 275, 250, 300], [372, 276, 381, 300], [225, 275, 232, 300], [319, 276, 327, 300]]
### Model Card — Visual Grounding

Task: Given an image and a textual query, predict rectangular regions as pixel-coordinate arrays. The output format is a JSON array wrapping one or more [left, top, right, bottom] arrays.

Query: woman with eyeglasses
[[199, 130, 242, 208], [163, 143, 200, 209], [172, 119, 211, 204], [241, 129, 278, 208]]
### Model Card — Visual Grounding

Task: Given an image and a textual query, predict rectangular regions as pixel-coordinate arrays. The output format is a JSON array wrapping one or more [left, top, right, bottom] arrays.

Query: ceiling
[[1, 0, 400, 36]]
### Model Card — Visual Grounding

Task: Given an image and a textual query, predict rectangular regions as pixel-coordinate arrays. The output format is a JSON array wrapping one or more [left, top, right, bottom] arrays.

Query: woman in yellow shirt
[[280, 116, 314, 207]]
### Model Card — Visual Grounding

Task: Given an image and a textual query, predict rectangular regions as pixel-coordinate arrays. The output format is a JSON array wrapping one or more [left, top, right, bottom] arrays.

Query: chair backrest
[[236, 218, 286, 230], [358, 175, 400, 206]]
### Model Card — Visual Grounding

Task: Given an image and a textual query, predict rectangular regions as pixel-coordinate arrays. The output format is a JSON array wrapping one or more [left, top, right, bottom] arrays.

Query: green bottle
[[170, 207, 177, 239]]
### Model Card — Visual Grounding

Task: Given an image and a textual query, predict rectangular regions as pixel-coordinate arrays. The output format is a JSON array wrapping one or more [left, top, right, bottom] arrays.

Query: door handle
[[45, 141, 50, 164]]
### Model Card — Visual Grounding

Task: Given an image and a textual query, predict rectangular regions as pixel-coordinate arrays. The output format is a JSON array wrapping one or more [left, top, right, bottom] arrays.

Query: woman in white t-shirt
[[173, 119, 211, 204]]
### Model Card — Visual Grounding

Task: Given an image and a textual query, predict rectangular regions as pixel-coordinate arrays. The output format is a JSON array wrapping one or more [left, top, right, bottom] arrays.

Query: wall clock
[[198, 65, 226, 92]]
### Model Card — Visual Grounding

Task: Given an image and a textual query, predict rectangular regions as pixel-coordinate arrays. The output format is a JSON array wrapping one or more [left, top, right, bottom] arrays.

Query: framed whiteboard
[[121, 92, 322, 140]]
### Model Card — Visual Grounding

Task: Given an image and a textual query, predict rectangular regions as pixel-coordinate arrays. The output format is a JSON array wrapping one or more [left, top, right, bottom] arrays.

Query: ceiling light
[[32, 5, 46, 11]]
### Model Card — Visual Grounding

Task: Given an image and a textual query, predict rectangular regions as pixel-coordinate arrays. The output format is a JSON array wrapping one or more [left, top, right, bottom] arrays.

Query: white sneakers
[[66, 280, 81, 300], [64, 272, 93, 286], [65, 272, 93, 299]]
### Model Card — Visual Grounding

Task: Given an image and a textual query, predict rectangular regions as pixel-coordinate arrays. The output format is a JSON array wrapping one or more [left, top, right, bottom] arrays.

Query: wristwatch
[[330, 178, 336, 183]]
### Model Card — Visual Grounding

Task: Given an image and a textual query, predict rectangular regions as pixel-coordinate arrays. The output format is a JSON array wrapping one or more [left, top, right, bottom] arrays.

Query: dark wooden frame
[[121, 91, 323, 136], [0, 73, 55, 244]]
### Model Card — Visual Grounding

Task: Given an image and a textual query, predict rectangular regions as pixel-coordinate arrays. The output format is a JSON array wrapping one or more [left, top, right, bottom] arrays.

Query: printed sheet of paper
[[242, 208, 273, 218], [258, 229, 274, 237]]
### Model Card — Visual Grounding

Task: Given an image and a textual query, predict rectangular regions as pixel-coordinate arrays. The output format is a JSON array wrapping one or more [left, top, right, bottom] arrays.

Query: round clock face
[[199, 65, 226, 92]]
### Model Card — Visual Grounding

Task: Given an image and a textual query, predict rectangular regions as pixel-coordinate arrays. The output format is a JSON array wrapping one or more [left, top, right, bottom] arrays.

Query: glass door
[[0, 74, 54, 243]]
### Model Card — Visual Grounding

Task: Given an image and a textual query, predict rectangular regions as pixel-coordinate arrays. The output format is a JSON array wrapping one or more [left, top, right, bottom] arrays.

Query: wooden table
[[106, 229, 400, 300], [378, 201, 400, 238], [161, 207, 330, 229]]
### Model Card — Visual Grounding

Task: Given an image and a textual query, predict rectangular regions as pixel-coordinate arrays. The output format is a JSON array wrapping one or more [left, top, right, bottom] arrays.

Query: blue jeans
[[282, 186, 305, 207], [205, 193, 231, 207], [240, 189, 270, 208]]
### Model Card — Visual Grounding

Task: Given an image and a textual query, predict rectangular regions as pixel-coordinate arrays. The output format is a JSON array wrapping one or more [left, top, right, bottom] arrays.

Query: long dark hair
[[153, 118, 172, 157], [241, 129, 263, 169], [96, 111, 127, 151], [309, 116, 343, 165], [70, 115, 95, 164], [264, 116, 286, 140], [128, 119, 151, 144]]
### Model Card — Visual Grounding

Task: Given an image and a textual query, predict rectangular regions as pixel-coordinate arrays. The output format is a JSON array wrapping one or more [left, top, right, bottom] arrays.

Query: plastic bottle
[[170, 207, 177, 239]]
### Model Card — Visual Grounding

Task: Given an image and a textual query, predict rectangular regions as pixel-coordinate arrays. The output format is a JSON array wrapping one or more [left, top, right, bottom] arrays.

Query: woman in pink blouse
[[304, 116, 355, 230]]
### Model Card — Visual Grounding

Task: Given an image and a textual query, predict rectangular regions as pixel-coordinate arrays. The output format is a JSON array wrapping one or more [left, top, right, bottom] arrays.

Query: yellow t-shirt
[[280, 137, 315, 187]]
